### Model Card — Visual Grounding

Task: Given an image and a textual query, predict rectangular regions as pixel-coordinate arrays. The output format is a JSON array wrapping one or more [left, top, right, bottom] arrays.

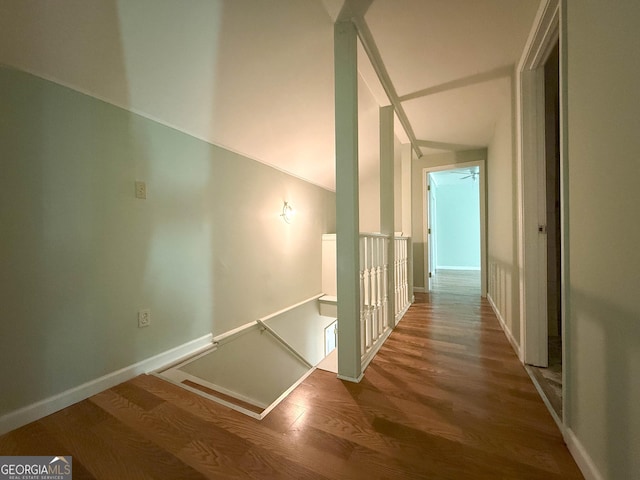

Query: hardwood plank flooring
[[431, 269, 481, 296], [0, 292, 583, 479]]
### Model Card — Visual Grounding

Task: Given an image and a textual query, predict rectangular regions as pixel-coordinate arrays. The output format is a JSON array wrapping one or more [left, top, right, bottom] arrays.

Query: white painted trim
[[487, 294, 522, 360], [211, 296, 326, 349], [413, 286, 426, 293], [360, 326, 393, 372], [358, 284, 412, 373], [161, 369, 268, 410], [259, 294, 324, 323], [0, 333, 213, 435], [517, 2, 560, 72], [435, 266, 481, 271], [564, 428, 605, 480], [517, 63, 547, 367], [155, 344, 219, 374], [559, 0, 570, 430], [260, 367, 316, 419], [523, 363, 600, 480], [422, 160, 487, 297], [394, 302, 411, 325], [257, 319, 313, 369], [517, 0, 559, 369], [319, 295, 337, 303], [153, 372, 263, 420], [213, 321, 258, 345], [524, 365, 563, 431], [337, 372, 364, 383]]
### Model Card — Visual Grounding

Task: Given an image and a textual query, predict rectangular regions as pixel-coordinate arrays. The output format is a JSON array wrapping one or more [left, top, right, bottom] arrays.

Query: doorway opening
[[528, 41, 563, 418], [423, 161, 487, 297]]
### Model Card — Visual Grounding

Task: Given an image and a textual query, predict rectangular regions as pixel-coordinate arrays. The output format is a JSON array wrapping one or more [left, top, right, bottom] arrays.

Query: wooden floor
[[528, 336, 563, 418], [431, 269, 481, 296], [0, 292, 583, 479]]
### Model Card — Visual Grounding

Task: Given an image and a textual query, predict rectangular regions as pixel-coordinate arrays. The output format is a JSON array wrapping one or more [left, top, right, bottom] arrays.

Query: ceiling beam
[[351, 17, 423, 158], [415, 139, 484, 151], [398, 64, 514, 103], [336, 0, 374, 22]]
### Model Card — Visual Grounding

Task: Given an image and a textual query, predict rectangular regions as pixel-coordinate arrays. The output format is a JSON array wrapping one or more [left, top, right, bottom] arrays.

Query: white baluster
[[382, 237, 389, 329], [360, 236, 367, 355], [370, 236, 377, 344], [376, 237, 383, 336]]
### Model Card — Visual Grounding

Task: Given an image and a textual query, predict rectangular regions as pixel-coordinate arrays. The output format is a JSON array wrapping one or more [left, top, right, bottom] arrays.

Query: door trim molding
[[422, 160, 487, 297], [516, 0, 559, 369]]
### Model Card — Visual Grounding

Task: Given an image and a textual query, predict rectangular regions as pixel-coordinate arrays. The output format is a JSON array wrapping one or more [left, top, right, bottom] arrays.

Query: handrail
[[213, 320, 258, 345], [358, 232, 410, 240], [359, 232, 391, 238], [257, 319, 313, 369], [259, 294, 324, 323]]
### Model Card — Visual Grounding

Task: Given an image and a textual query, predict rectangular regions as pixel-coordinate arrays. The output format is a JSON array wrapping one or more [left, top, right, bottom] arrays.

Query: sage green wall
[[0, 67, 335, 417], [565, 2, 640, 478], [411, 149, 487, 288]]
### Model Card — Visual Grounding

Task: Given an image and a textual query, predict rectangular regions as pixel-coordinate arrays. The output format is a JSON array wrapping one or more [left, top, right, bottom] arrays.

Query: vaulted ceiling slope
[[360, 0, 540, 156], [0, 0, 540, 190]]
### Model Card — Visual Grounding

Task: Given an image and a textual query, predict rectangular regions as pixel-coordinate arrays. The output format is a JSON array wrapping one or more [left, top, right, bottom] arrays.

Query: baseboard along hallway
[[0, 291, 582, 479]]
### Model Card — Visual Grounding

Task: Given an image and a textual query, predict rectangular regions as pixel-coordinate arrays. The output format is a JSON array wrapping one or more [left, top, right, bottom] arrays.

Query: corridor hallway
[[0, 292, 583, 479]]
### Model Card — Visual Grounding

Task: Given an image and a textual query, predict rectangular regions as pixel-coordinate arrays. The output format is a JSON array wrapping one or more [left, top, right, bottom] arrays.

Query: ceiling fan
[[456, 168, 479, 181]]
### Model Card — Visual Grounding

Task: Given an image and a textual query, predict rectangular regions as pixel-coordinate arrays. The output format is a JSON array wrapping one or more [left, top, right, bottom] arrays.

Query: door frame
[[516, 0, 564, 372], [427, 175, 437, 291], [422, 160, 487, 297]]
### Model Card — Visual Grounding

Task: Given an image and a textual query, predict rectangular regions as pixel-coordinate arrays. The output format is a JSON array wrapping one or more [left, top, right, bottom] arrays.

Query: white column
[[400, 143, 412, 237], [380, 105, 395, 326], [335, 21, 362, 382]]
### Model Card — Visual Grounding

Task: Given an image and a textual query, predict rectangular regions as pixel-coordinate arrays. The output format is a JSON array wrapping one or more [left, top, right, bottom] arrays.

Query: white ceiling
[[270, 0, 539, 185], [360, 0, 540, 157], [0, 0, 541, 191]]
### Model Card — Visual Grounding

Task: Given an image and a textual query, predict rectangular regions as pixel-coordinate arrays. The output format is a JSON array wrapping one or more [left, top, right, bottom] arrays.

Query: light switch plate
[[138, 309, 151, 328], [135, 181, 147, 199]]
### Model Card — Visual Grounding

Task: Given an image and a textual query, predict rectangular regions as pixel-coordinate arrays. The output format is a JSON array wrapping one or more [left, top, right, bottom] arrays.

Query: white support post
[[380, 105, 396, 327], [335, 21, 362, 382], [400, 143, 412, 237]]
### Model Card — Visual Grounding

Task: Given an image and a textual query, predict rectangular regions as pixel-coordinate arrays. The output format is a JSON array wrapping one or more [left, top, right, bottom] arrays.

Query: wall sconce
[[280, 201, 296, 223]]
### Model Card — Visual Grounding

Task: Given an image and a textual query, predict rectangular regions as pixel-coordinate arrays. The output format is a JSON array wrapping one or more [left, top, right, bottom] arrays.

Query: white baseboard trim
[[487, 293, 522, 360], [0, 333, 213, 436], [337, 372, 364, 383], [524, 365, 563, 431], [413, 286, 426, 293], [564, 427, 604, 480], [436, 266, 481, 271], [360, 327, 394, 373], [163, 370, 268, 408], [394, 302, 411, 325]]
